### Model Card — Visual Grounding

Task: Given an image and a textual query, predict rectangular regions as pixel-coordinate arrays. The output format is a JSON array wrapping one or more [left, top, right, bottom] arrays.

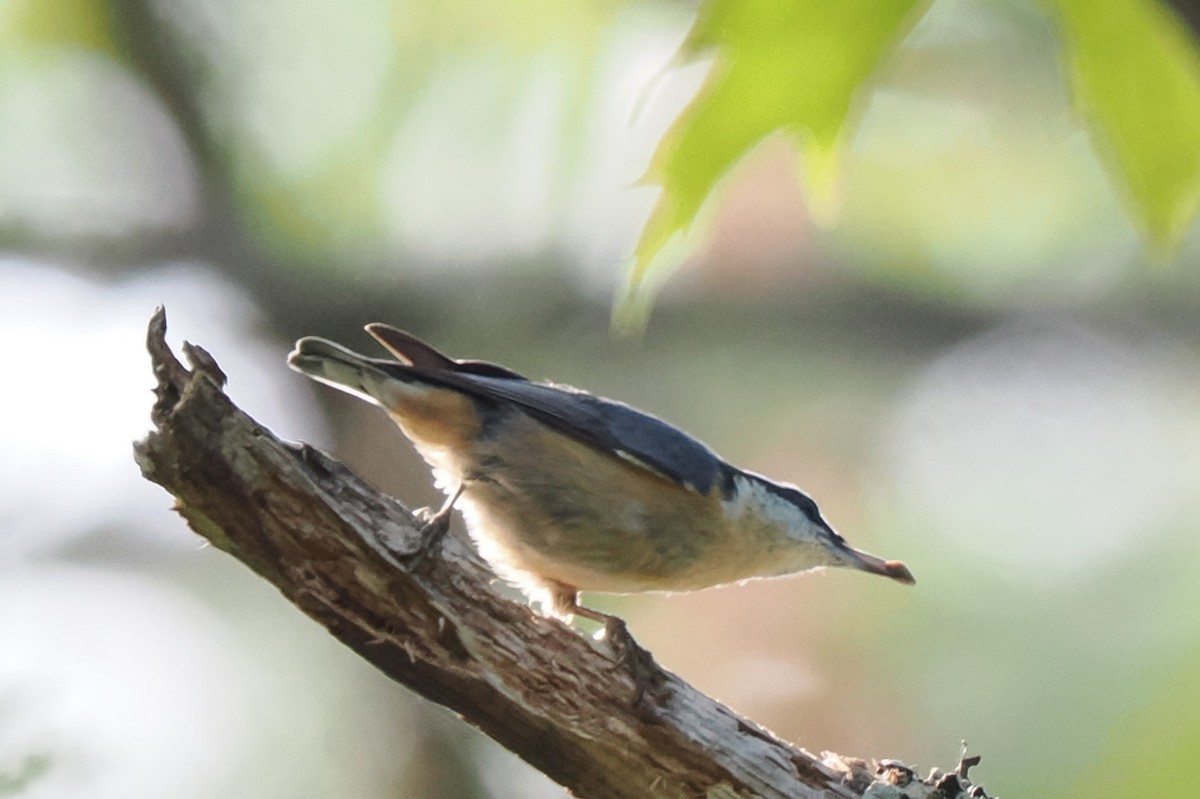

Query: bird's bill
[[840, 546, 916, 585]]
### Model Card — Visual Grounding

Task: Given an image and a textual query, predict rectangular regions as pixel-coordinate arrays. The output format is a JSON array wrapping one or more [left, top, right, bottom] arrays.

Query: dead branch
[[133, 308, 989, 799]]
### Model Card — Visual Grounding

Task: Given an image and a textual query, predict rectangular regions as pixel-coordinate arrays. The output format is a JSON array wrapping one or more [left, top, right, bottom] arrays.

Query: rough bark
[[133, 308, 991, 799]]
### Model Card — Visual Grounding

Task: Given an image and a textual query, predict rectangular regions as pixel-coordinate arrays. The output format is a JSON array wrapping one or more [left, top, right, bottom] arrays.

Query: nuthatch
[[288, 326, 914, 627]]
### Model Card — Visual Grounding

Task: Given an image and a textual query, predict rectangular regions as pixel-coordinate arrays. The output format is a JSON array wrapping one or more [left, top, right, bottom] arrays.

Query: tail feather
[[366, 323, 526, 380], [287, 337, 409, 408], [291, 334, 490, 459], [365, 324, 458, 371]]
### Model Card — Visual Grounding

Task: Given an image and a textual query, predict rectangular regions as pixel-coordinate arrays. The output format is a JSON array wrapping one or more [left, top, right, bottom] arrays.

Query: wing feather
[[361, 326, 731, 496], [445, 373, 730, 496]]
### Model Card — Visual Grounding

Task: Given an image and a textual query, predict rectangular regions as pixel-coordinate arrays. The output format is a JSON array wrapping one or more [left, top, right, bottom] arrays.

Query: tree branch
[[132, 308, 989, 799]]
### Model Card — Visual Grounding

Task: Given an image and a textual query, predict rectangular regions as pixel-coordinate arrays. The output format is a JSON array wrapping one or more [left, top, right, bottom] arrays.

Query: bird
[[287, 325, 914, 629]]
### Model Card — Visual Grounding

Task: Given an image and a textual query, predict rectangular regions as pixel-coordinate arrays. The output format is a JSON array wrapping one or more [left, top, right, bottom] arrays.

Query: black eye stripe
[[759, 481, 826, 527]]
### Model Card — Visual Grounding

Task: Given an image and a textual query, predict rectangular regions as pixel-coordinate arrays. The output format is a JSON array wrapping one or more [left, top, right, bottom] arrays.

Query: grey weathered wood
[[133, 308, 986, 799]]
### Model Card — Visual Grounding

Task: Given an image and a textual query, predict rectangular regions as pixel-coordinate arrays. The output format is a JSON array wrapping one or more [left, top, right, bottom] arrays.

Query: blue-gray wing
[[360, 324, 731, 496], [460, 375, 734, 497]]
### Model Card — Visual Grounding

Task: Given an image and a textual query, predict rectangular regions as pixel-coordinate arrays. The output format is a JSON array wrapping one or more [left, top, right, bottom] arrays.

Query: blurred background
[[2, 0, 1199, 797]]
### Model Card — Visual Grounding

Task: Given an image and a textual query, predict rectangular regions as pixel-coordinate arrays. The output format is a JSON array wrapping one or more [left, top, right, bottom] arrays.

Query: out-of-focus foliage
[[2, 0, 115, 54], [1044, 0, 1200, 255], [624, 0, 928, 323], [147, 0, 624, 266], [628, 0, 1200, 312], [1068, 646, 1200, 797], [2, 0, 1200, 797]]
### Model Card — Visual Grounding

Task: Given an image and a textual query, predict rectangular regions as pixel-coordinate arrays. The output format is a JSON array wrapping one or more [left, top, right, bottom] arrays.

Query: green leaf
[[1043, 0, 1200, 256], [621, 0, 930, 318], [1, 0, 116, 54]]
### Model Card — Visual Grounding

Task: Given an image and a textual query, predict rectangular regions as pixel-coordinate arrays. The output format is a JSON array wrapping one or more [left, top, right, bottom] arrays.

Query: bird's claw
[[403, 505, 452, 561], [593, 616, 663, 722], [403, 483, 464, 562], [543, 582, 664, 720], [413, 505, 451, 537]]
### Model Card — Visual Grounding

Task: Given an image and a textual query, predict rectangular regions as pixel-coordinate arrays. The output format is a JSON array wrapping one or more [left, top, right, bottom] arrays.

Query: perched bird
[[288, 326, 913, 627]]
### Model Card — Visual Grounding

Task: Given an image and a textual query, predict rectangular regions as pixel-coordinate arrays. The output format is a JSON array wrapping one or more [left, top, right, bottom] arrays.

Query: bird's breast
[[443, 412, 797, 593]]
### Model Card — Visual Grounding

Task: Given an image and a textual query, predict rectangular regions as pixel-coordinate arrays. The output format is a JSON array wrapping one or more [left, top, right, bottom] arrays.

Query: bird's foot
[[566, 600, 664, 722], [403, 483, 463, 562], [399, 507, 447, 561], [598, 616, 663, 722], [412, 504, 452, 542]]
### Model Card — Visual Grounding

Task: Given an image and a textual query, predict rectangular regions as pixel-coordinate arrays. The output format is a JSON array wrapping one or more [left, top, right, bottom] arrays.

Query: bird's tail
[[288, 336, 410, 408], [289, 334, 486, 462]]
